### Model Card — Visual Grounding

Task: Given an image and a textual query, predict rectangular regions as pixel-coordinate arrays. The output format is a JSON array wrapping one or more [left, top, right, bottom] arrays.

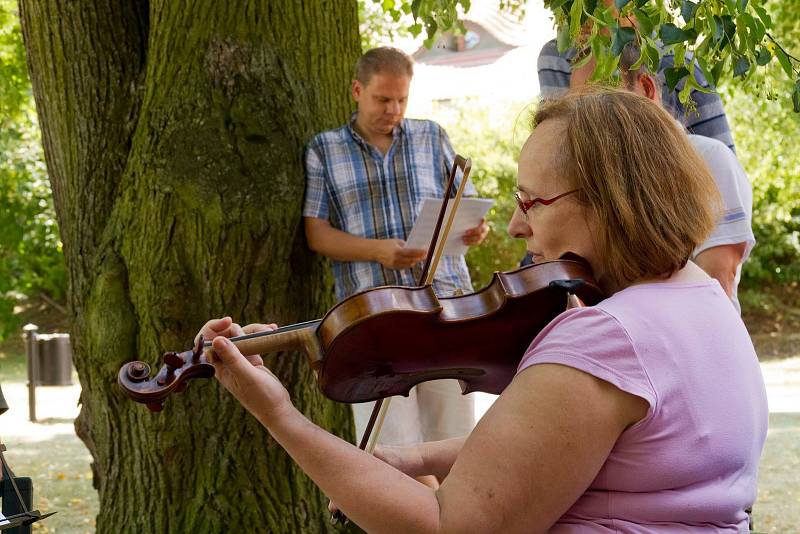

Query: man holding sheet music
[[303, 47, 489, 450]]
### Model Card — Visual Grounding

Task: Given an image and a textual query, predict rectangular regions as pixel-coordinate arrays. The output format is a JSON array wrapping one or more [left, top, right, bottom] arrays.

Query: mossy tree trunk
[[18, 1, 360, 531]]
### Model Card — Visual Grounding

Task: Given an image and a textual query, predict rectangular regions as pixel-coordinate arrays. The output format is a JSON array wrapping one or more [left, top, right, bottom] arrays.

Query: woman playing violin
[[199, 87, 767, 532]]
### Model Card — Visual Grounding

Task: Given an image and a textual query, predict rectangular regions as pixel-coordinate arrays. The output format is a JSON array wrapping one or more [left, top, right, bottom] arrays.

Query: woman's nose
[[507, 207, 531, 239]]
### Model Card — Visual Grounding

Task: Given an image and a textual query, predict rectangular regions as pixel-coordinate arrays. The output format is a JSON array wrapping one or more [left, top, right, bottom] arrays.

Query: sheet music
[[405, 197, 494, 257]]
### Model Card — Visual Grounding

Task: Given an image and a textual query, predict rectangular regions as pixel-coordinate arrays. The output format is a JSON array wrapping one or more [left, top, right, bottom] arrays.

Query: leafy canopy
[[363, 0, 799, 111]]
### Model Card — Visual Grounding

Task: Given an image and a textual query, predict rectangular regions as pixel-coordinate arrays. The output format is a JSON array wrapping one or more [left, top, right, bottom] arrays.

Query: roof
[[413, 0, 529, 68]]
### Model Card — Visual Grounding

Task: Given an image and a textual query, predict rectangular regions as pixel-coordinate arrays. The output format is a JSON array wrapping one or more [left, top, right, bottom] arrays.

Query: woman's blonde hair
[[533, 86, 720, 292]]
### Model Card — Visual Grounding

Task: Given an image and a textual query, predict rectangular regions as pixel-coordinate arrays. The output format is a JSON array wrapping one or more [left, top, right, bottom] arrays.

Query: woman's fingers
[[195, 316, 233, 344], [243, 322, 278, 334], [197, 318, 277, 342], [210, 336, 253, 373]]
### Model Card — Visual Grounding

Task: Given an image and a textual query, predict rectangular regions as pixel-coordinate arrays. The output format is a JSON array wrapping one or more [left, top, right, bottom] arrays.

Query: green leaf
[[775, 47, 794, 78], [633, 8, 654, 35], [557, 23, 571, 52], [411, 0, 423, 18], [755, 48, 771, 66], [660, 23, 695, 45], [793, 81, 800, 113], [741, 12, 765, 45], [681, 0, 698, 22], [615, 0, 632, 9], [678, 70, 695, 105], [674, 44, 686, 73], [721, 15, 737, 44], [611, 26, 636, 56], [710, 56, 727, 86], [570, 0, 584, 38], [695, 56, 716, 89], [643, 38, 660, 73], [664, 66, 690, 91], [752, 4, 773, 30], [739, 0, 748, 11], [733, 55, 751, 78]]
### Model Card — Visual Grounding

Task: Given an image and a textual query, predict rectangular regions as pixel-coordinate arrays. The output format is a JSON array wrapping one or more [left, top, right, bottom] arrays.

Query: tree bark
[[18, 0, 360, 531]]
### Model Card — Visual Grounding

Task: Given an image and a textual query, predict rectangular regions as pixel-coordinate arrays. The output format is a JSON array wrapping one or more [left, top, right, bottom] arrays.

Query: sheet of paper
[[405, 197, 494, 257]]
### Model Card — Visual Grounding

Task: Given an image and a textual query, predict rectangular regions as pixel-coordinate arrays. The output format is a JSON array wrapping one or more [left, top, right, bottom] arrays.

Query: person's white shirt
[[689, 134, 755, 313]]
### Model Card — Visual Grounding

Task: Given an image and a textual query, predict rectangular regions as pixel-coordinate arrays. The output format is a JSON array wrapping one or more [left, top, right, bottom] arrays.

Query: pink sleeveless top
[[517, 280, 768, 532]]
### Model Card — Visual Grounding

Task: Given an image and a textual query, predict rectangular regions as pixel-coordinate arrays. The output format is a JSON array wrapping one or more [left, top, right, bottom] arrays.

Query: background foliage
[[0, 0, 66, 339], [725, 0, 800, 290]]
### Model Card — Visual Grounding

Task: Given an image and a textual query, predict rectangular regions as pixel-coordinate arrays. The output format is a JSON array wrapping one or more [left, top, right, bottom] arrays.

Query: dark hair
[[355, 47, 414, 85]]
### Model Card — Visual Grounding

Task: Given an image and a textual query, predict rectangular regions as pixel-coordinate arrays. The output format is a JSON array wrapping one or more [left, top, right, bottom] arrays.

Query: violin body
[[316, 258, 603, 402], [118, 258, 604, 409]]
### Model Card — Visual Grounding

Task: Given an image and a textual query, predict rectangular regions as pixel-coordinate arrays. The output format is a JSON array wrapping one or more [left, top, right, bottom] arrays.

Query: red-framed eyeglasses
[[514, 189, 580, 216]]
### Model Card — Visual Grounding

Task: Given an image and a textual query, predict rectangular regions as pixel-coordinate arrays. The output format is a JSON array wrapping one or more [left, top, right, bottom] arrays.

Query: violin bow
[[364, 155, 472, 452], [331, 156, 472, 524]]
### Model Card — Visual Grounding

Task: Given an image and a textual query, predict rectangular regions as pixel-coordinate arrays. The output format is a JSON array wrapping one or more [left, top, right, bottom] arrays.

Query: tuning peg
[[163, 351, 184, 369], [126, 361, 150, 382], [192, 336, 204, 363]]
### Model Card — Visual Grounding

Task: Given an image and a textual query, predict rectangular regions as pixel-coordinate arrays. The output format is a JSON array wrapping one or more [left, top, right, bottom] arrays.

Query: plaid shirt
[[537, 39, 736, 152], [304, 116, 475, 301]]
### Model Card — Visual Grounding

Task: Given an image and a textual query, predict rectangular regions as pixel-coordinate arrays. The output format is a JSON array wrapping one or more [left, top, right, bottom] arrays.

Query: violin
[[119, 154, 605, 410], [118, 258, 604, 411]]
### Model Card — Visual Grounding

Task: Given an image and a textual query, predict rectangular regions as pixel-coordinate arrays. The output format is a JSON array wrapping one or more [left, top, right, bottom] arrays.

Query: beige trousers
[[352, 379, 476, 446]]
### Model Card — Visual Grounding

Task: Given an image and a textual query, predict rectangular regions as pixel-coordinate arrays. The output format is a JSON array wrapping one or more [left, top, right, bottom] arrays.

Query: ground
[[0, 290, 798, 533]]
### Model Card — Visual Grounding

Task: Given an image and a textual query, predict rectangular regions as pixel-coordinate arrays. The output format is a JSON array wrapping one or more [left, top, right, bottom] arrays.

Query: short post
[[23, 324, 39, 423]]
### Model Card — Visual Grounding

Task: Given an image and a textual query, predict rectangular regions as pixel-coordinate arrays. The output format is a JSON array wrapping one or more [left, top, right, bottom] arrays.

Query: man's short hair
[[355, 47, 414, 85]]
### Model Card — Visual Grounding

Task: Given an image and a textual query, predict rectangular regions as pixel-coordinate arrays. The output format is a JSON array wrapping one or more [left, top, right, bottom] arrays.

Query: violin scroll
[[118, 336, 215, 412]]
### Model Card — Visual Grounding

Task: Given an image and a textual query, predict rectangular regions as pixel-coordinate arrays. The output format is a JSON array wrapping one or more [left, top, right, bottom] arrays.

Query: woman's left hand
[[197, 317, 293, 424]]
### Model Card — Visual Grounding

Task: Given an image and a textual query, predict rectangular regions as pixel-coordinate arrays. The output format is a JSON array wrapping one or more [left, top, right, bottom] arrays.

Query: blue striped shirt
[[537, 39, 736, 152], [304, 116, 474, 301]]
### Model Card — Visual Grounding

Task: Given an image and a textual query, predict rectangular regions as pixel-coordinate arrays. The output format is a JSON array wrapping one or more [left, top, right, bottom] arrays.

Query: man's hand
[[375, 239, 427, 270], [462, 218, 490, 246]]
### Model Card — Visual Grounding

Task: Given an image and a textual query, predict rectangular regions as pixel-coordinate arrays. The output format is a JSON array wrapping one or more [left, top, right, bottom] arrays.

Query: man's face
[[352, 72, 411, 137]]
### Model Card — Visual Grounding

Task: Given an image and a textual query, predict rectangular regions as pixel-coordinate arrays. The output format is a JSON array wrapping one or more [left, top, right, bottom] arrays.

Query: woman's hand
[[197, 317, 293, 424], [373, 445, 426, 479]]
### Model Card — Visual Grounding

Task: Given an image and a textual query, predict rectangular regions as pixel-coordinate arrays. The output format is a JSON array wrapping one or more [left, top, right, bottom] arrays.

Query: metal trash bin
[[32, 334, 72, 386], [22, 324, 73, 422]]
